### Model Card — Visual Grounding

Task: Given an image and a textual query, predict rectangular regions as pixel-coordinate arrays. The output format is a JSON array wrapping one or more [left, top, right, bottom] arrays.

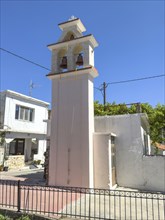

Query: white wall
[[45, 119, 51, 137], [95, 114, 143, 188], [24, 138, 32, 162], [4, 95, 48, 134], [34, 140, 46, 163], [95, 114, 165, 192], [0, 93, 5, 126]]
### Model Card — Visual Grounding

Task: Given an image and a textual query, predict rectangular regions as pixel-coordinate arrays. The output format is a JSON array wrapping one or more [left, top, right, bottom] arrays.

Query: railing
[[0, 180, 165, 219]]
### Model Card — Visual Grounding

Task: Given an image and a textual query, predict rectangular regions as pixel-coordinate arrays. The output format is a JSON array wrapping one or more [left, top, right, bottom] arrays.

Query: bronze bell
[[76, 53, 83, 66], [70, 34, 74, 40], [60, 56, 67, 69]]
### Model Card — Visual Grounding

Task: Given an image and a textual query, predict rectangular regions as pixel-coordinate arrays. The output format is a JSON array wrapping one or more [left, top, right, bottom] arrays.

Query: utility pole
[[103, 82, 106, 107], [95, 81, 108, 111], [102, 82, 108, 111]]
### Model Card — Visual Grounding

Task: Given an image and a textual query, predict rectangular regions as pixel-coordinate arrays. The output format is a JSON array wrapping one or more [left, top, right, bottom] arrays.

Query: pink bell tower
[[47, 17, 98, 188]]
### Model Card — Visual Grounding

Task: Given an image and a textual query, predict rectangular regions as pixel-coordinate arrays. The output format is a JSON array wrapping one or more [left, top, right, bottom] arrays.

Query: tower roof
[[58, 17, 86, 33]]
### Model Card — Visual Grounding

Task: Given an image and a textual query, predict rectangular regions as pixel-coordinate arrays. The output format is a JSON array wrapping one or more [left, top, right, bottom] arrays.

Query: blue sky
[[0, 0, 164, 107]]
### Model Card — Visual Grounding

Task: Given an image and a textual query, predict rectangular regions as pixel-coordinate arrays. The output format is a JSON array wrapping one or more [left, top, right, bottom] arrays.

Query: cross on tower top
[[68, 15, 77, 21]]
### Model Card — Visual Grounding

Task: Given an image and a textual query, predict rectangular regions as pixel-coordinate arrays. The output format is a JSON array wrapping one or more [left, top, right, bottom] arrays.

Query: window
[[15, 105, 34, 122], [9, 139, 25, 155]]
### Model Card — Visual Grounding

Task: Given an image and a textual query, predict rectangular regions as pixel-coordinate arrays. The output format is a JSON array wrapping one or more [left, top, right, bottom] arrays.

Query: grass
[[0, 214, 31, 220]]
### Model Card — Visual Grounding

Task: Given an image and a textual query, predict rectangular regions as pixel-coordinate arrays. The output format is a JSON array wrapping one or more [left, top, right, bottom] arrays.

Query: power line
[[0, 47, 51, 71], [95, 74, 165, 106], [95, 75, 165, 93], [107, 74, 165, 85], [1, 47, 164, 84], [1, 47, 164, 107], [1, 47, 164, 90]]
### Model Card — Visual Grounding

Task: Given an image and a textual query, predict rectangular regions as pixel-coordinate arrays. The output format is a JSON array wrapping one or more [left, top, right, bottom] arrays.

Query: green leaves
[[0, 131, 6, 146]]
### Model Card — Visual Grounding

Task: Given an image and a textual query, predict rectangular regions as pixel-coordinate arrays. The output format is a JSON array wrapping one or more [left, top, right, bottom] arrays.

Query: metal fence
[[0, 179, 165, 220]]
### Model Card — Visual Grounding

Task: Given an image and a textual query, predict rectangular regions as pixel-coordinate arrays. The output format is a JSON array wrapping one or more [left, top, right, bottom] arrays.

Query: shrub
[[0, 214, 11, 220], [0, 164, 3, 172], [33, 160, 41, 165], [17, 215, 31, 220]]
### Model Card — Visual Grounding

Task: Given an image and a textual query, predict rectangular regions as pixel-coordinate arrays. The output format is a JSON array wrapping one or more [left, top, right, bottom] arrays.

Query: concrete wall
[[49, 73, 94, 188], [95, 114, 165, 192], [142, 156, 165, 192], [93, 133, 110, 189]]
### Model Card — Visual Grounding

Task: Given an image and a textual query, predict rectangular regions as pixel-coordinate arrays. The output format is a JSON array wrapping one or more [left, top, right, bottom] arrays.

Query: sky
[[0, 0, 164, 107]]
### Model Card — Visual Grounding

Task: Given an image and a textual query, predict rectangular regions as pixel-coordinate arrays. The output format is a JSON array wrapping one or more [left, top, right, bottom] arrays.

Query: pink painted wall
[[48, 72, 95, 188]]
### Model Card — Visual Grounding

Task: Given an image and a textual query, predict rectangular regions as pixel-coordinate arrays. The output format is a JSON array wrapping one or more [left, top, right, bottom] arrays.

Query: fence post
[[88, 191, 91, 220], [17, 180, 21, 212]]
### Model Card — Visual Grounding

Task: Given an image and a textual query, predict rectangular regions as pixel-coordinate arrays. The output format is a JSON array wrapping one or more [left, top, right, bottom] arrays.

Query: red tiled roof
[[155, 142, 165, 150]]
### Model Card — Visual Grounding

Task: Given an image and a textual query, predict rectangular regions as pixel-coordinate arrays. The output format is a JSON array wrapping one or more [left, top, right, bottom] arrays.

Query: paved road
[[0, 167, 45, 185]]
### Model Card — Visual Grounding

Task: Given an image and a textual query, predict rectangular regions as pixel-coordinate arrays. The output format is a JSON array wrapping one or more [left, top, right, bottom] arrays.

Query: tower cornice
[[47, 34, 98, 50], [46, 66, 98, 79]]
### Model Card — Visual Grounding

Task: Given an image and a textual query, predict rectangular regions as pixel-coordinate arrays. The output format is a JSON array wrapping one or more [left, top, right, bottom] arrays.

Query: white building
[[95, 114, 165, 192], [0, 90, 49, 170]]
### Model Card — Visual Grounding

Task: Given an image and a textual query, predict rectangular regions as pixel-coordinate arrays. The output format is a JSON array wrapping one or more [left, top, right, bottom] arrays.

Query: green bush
[[17, 215, 31, 220], [0, 165, 4, 171], [0, 214, 11, 220], [0, 214, 31, 220], [33, 160, 41, 165]]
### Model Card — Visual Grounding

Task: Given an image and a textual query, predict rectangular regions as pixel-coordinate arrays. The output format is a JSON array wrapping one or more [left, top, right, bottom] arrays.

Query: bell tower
[[47, 17, 98, 188]]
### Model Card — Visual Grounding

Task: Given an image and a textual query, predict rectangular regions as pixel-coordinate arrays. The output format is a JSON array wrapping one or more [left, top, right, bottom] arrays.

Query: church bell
[[60, 56, 67, 69], [76, 53, 83, 66]]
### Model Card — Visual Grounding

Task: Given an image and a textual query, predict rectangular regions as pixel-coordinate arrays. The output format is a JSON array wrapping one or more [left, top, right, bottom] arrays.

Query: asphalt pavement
[[0, 167, 45, 185]]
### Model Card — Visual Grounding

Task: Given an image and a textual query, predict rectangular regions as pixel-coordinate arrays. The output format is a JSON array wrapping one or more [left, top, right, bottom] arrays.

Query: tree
[[0, 130, 6, 146], [148, 104, 165, 144]]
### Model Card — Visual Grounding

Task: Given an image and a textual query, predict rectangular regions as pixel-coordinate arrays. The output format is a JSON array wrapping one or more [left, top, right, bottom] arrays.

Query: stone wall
[[6, 155, 24, 169]]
